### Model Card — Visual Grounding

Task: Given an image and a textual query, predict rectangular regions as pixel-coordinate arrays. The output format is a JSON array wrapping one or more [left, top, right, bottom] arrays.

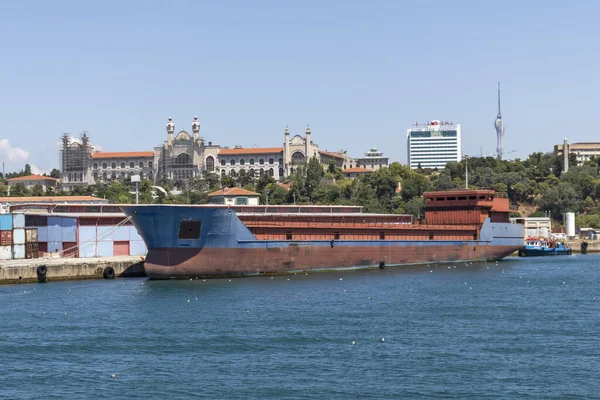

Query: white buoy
[[229, 279, 232, 282], [339, 278, 343, 281], [271, 277, 274, 280], [352, 341, 356, 345], [380, 337, 385, 342], [187, 299, 190, 303], [111, 374, 116, 379], [189, 279, 192, 281]]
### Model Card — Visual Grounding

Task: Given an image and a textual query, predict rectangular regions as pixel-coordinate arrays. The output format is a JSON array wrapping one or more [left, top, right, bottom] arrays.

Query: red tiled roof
[[319, 150, 345, 159], [277, 182, 291, 190], [219, 147, 283, 155], [0, 196, 105, 202], [208, 187, 260, 197], [343, 167, 373, 173], [92, 151, 154, 159], [6, 174, 59, 182]]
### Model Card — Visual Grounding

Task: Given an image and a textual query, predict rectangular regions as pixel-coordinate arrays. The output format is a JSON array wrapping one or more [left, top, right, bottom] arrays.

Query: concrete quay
[[567, 239, 600, 253], [0, 256, 145, 284]]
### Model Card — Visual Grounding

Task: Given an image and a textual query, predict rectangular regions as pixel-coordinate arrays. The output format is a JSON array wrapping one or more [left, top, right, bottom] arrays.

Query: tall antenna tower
[[494, 82, 505, 160]]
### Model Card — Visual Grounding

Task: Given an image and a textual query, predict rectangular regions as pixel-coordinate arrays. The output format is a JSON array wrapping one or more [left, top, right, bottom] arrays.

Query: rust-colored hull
[[143, 243, 518, 279]]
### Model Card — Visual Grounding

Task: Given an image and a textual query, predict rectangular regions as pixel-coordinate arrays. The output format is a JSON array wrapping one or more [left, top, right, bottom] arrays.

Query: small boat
[[518, 238, 572, 257]]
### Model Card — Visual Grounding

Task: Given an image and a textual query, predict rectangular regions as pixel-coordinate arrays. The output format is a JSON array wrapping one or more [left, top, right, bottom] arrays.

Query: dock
[[0, 256, 145, 284]]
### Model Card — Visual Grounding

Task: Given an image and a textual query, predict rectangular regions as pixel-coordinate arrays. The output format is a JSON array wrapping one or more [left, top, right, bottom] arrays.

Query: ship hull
[[143, 242, 519, 279]]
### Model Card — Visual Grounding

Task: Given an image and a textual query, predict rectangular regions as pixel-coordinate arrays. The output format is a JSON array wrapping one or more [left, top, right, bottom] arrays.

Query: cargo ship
[[120, 189, 524, 279]]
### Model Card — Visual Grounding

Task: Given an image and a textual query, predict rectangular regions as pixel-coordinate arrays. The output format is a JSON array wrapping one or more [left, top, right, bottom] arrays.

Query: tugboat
[[518, 238, 573, 257]]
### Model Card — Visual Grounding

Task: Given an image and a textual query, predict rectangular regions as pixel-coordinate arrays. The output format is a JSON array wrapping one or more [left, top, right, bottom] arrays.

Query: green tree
[[220, 176, 236, 188], [24, 164, 32, 175], [256, 174, 275, 194], [306, 156, 324, 200], [10, 183, 31, 197], [401, 173, 429, 201], [31, 184, 44, 196]]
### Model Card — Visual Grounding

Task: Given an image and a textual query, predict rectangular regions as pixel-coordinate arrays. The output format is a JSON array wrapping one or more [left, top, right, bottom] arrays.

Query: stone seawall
[[0, 256, 145, 284]]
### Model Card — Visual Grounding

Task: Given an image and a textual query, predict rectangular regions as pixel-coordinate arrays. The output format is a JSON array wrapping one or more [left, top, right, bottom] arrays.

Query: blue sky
[[1, 0, 599, 173]]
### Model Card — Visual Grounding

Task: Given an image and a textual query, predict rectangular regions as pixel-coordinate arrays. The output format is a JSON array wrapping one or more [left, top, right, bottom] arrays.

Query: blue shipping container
[[13, 228, 25, 245], [12, 244, 25, 259], [12, 213, 25, 228], [0, 214, 13, 230]]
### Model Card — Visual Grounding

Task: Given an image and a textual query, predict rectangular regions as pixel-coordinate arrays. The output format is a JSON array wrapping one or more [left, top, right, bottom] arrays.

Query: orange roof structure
[[319, 150, 345, 159], [219, 147, 283, 155], [208, 187, 260, 197], [6, 174, 59, 182], [277, 182, 292, 190], [343, 167, 373, 174], [92, 151, 154, 159]]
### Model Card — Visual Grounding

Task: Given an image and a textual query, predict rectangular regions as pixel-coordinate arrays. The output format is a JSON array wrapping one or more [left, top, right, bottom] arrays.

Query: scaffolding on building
[[59, 132, 95, 189]]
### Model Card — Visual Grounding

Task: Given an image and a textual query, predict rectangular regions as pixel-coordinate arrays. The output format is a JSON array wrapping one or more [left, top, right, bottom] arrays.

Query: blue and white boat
[[518, 238, 572, 257]]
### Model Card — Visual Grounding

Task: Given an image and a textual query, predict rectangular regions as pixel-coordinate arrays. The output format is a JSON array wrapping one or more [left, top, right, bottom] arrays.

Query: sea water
[[1, 255, 599, 399]]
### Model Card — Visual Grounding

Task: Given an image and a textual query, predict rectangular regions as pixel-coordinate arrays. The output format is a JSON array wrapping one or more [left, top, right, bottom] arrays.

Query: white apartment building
[[407, 120, 462, 169]]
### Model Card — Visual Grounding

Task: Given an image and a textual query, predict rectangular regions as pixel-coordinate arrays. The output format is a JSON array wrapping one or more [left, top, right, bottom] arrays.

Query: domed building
[[153, 116, 220, 183]]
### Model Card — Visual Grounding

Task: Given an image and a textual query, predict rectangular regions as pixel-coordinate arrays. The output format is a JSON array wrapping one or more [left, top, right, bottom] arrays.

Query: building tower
[[192, 116, 200, 141], [305, 125, 311, 160], [166, 117, 175, 144], [494, 82, 505, 160], [284, 125, 290, 174]]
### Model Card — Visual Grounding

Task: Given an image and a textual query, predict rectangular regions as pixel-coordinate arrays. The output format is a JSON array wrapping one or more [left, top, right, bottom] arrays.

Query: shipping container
[[13, 228, 25, 245], [0, 214, 13, 230], [25, 228, 38, 243], [0, 230, 12, 246], [0, 245, 12, 260], [12, 213, 25, 228], [130, 241, 147, 256], [61, 218, 77, 242], [12, 244, 25, 259], [25, 242, 39, 259]]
